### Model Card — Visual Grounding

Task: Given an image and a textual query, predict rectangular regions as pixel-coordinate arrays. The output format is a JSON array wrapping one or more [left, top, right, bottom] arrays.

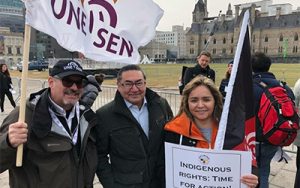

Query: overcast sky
[[153, 0, 300, 31]]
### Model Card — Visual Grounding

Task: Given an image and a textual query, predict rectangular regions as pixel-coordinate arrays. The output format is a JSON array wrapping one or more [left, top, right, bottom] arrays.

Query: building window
[[293, 46, 298, 53], [264, 36, 268, 42], [213, 38, 216, 44], [278, 46, 283, 53], [294, 33, 298, 41], [7, 47, 12, 54], [190, 41, 194, 45], [190, 48, 194, 54], [16, 47, 21, 55], [264, 47, 268, 53], [223, 37, 226, 44], [204, 39, 207, 45], [231, 37, 234, 43], [222, 48, 226, 54], [212, 48, 216, 54], [231, 47, 234, 54], [279, 34, 283, 42]]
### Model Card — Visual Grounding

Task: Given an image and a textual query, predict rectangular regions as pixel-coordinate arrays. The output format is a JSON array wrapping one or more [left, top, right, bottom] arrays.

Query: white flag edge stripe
[[214, 10, 250, 150]]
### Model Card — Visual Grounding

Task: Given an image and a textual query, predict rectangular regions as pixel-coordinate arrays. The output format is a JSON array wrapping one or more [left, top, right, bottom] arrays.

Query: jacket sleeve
[[95, 111, 115, 188], [210, 69, 216, 82], [160, 98, 174, 121], [219, 79, 226, 97], [155, 99, 174, 187], [183, 67, 193, 86], [81, 85, 99, 108], [0, 108, 20, 172]]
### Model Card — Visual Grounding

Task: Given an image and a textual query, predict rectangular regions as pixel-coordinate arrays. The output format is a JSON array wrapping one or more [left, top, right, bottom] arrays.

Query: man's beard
[[63, 89, 82, 110]]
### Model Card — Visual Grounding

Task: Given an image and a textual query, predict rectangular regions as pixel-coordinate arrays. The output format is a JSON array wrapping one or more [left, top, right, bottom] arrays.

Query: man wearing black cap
[[0, 60, 98, 188]]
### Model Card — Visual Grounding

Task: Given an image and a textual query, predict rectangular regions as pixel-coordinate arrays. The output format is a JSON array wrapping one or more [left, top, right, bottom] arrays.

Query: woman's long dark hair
[[0, 63, 10, 77]]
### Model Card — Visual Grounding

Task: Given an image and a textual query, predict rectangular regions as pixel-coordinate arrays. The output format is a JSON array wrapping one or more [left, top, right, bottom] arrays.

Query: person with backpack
[[293, 78, 300, 188], [182, 51, 215, 91], [251, 52, 298, 188]]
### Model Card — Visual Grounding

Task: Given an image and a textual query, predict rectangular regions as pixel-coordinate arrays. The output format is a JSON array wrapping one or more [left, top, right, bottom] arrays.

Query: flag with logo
[[214, 10, 256, 165], [24, 0, 163, 64]]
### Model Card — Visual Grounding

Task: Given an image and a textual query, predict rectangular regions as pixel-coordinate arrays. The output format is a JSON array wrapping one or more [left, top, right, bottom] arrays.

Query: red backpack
[[256, 81, 300, 146]]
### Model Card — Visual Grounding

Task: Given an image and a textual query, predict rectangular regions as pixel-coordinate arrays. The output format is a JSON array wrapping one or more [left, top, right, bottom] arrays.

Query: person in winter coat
[[293, 78, 300, 188], [164, 75, 258, 188], [183, 51, 216, 86], [251, 52, 295, 188], [0, 63, 16, 112], [96, 64, 173, 188], [0, 60, 98, 188], [81, 74, 104, 108], [219, 60, 233, 101]]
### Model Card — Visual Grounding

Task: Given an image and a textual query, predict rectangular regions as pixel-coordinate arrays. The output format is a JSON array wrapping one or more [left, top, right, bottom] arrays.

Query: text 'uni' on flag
[[214, 10, 256, 165], [24, 0, 163, 64]]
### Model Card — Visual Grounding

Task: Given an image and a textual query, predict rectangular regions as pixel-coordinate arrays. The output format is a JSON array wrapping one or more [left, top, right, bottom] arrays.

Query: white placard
[[165, 142, 252, 188]]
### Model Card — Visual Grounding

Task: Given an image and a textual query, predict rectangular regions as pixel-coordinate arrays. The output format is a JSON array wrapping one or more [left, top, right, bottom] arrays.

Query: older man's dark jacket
[[96, 88, 173, 188], [0, 89, 98, 188], [183, 64, 215, 85]]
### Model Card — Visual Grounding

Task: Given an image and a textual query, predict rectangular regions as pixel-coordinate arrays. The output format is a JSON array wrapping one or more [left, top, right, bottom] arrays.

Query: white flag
[[24, 0, 163, 64]]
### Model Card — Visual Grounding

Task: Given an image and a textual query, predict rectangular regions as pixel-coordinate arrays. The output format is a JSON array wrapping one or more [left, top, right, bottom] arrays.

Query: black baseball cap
[[50, 60, 86, 78]]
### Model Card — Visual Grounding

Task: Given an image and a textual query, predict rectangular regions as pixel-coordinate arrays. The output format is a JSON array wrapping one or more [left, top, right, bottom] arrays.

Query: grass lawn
[[10, 63, 300, 89]]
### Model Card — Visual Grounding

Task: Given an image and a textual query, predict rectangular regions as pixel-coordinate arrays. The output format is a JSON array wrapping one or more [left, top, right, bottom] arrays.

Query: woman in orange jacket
[[164, 75, 258, 188]]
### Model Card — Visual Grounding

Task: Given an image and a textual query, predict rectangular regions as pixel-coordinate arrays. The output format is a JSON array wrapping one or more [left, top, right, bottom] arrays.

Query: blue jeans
[[256, 143, 279, 188]]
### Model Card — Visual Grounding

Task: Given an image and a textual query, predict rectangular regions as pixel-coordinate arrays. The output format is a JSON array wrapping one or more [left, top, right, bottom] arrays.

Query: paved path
[[0, 91, 298, 188]]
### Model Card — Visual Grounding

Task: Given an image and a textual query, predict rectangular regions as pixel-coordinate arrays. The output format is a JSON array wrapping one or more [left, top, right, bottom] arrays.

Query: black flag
[[215, 10, 256, 165]]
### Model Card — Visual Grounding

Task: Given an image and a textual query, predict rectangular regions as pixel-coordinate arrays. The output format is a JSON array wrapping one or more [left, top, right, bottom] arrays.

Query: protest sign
[[165, 142, 251, 188]]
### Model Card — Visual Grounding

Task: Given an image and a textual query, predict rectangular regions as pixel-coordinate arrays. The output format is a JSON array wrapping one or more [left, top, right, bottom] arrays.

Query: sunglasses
[[54, 76, 86, 89]]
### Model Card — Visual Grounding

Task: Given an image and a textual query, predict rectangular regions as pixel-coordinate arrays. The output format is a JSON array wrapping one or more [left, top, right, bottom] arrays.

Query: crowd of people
[[0, 51, 299, 188]]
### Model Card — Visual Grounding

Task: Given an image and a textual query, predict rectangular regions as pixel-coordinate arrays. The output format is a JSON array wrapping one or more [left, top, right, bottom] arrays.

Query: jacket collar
[[253, 72, 276, 80], [29, 88, 53, 138], [112, 88, 160, 123], [195, 64, 211, 72], [165, 113, 218, 146], [113, 88, 159, 111]]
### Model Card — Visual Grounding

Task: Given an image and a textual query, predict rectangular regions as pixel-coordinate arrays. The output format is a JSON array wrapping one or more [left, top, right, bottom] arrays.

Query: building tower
[[226, 3, 233, 17], [192, 0, 207, 24]]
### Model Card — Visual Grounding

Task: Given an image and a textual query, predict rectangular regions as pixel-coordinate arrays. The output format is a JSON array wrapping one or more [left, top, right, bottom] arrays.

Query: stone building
[[0, 27, 23, 67], [0, 0, 75, 61], [186, 0, 300, 63]]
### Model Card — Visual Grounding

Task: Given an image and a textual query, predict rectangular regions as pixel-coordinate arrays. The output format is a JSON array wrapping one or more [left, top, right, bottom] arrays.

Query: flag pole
[[16, 24, 31, 167]]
